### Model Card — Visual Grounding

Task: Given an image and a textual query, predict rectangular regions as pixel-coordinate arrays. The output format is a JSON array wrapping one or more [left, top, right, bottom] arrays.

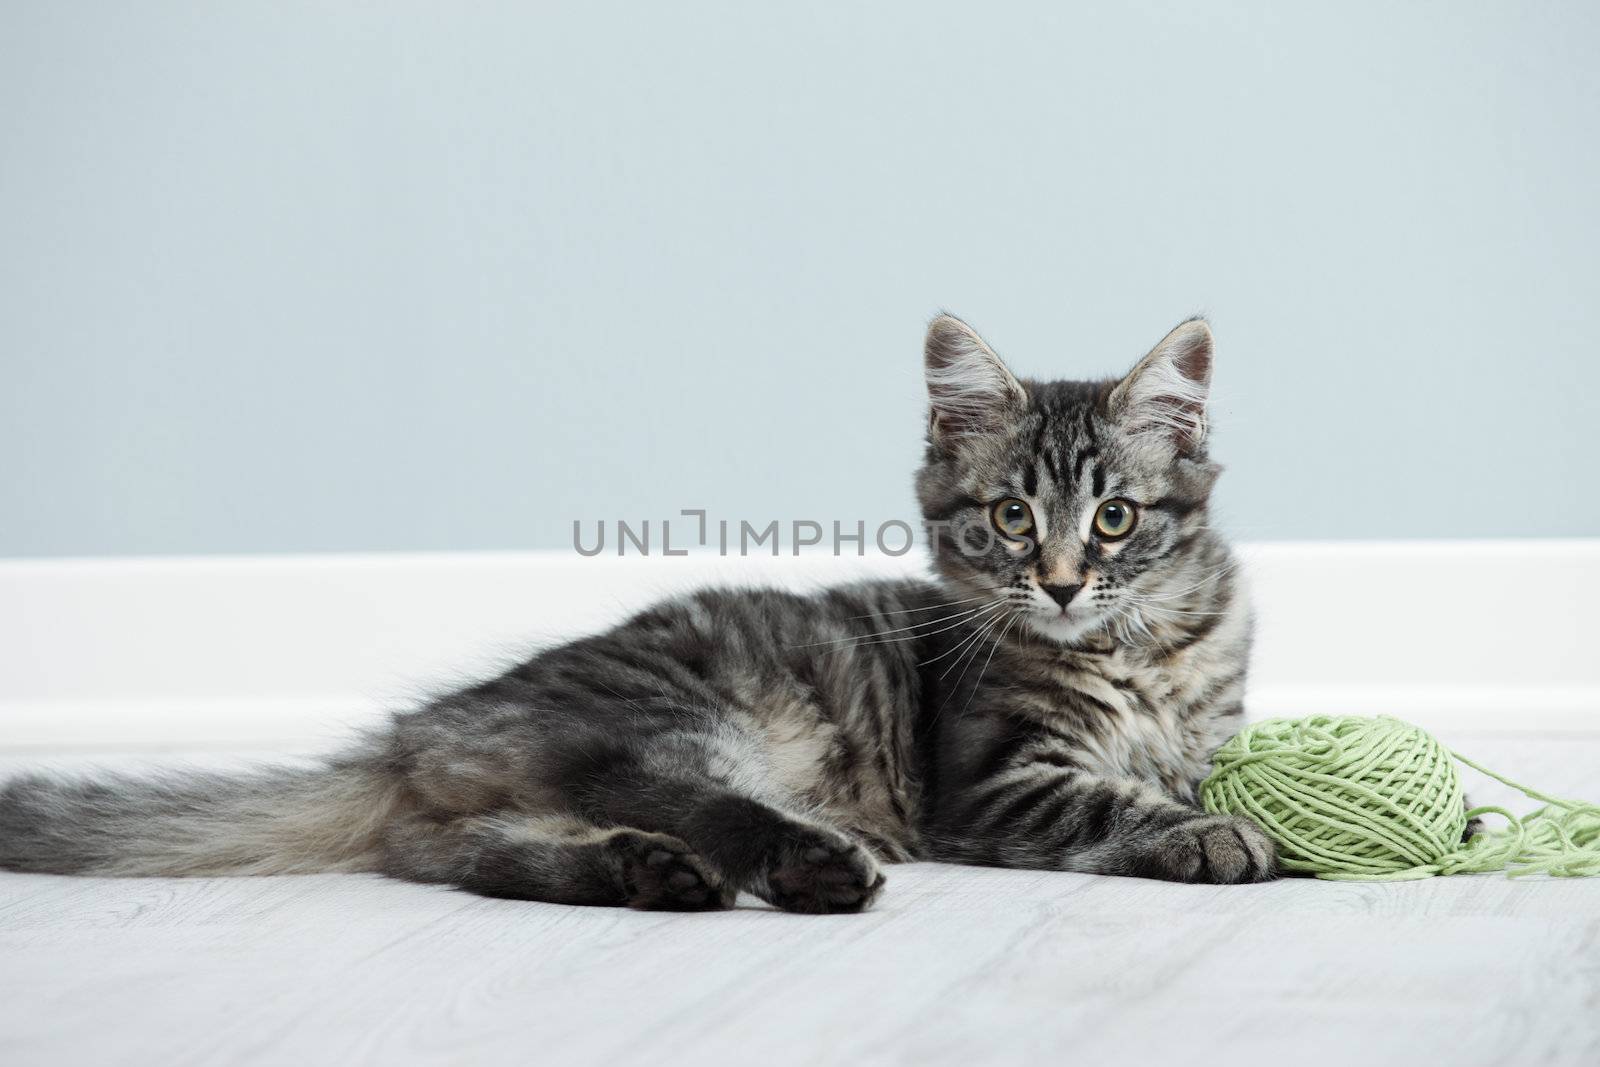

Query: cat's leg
[[604, 783, 885, 913], [935, 764, 1277, 884], [381, 811, 735, 910], [569, 744, 886, 913]]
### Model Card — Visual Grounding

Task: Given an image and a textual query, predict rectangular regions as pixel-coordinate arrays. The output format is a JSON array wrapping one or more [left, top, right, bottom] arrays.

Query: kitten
[[0, 315, 1276, 912]]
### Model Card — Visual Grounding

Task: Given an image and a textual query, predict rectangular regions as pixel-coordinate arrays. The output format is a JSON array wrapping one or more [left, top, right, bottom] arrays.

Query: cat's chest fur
[[1057, 656, 1221, 795], [1001, 600, 1252, 800]]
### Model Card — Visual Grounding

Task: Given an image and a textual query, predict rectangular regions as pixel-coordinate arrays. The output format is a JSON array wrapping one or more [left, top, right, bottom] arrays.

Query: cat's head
[[915, 314, 1225, 645]]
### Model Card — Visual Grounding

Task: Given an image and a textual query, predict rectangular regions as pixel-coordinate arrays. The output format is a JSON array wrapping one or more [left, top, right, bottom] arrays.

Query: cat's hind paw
[[611, 831, 736, 911], [766, 828, 886, 914]]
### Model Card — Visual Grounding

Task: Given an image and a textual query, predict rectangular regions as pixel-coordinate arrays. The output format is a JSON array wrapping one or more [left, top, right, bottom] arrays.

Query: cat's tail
[[0, 754, 407, 877]]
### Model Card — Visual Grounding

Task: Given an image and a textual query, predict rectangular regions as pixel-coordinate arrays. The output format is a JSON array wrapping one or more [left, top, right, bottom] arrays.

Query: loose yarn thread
[[1200, 715, 1600, 881]]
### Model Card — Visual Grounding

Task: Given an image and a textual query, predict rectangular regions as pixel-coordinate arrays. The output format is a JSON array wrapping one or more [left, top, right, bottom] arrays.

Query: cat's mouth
[[1021, 602, 1105, 644], [1029, 590, 1087, 623]]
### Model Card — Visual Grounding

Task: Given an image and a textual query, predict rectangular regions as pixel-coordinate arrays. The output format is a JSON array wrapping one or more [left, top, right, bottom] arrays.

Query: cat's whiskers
[[929, 609, 1015, 728], [960, 612, 1021, 714], [843, 594, 995, 621], [791, 598, 1005, 650], [1128, 559, 1243, 603], [863, 600, 1009, 645], [924, 605, 1014, 676], [1121, 598, 1230, 617], [1097, 599, 1165, 651], [810, 602, 1011, 657]]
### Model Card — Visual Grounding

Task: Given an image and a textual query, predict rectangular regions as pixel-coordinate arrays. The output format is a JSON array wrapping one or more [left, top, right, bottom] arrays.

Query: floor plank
[[1, 734, 1597, 1066]]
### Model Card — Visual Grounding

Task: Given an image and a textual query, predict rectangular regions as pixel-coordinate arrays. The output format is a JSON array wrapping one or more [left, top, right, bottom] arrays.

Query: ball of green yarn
[[1201, 715, 1468, 880]]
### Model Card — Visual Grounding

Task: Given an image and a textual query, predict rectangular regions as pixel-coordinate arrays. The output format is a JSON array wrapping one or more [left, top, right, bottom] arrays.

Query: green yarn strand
[[1200, 715, 1600, 881]]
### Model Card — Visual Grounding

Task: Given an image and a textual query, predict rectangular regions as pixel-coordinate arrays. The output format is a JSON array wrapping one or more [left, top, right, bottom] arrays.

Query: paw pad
[[767, 830, 885, 913], [615, 833, 734, 911]]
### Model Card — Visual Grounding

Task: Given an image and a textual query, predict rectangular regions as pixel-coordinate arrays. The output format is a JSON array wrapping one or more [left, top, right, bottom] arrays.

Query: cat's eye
[[1093, 499, 1138, 540], [991, 498, 1035, 540]]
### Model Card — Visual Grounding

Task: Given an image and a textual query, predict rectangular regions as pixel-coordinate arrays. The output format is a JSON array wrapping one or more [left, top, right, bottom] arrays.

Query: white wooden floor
[[2, 733, 1598, 1067]]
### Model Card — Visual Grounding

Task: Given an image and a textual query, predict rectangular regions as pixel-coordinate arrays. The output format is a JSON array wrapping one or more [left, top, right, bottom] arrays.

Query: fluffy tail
[[0, 757, 407, 877]]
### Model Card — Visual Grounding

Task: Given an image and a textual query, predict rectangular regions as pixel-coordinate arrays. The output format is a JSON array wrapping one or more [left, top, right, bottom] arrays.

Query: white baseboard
[[2, 541, 1597, 749]]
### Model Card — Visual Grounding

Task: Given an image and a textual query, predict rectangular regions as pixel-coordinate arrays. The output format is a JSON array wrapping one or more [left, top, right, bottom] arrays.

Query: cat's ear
[[924, 314, 1026, 442], [1109, 317, 1213, 456]]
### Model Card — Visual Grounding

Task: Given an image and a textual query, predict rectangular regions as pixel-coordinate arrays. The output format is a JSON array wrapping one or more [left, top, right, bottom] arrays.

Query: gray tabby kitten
[[0, 315, 1276, 912]]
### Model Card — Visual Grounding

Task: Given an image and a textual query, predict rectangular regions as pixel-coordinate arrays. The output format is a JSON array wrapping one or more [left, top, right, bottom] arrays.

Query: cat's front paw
[[1134, 813, 1278, 884], [765, 827, 886, 914]]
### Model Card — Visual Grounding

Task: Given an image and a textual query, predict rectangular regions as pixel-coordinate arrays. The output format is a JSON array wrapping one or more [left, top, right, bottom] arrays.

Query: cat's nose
[[1040, 583, 1083, 610]]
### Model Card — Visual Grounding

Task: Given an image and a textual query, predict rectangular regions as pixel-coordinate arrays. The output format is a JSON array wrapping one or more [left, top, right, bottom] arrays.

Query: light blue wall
[[3, 2, 1597, 557]]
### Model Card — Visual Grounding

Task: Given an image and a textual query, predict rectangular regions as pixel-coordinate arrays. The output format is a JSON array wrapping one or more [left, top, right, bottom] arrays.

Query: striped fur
[[0, 314, 1274, 912]]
